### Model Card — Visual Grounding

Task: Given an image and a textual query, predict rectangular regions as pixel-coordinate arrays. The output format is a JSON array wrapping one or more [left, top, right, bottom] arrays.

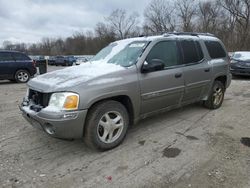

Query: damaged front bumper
[[19, 99, 88, 139]]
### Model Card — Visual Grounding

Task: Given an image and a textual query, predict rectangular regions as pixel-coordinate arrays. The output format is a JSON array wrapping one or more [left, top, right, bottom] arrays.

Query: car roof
[[114, 32, 219, 45]]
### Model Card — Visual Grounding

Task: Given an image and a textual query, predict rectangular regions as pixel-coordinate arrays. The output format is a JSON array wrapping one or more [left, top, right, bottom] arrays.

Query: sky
[[0, 0, 152, 46]]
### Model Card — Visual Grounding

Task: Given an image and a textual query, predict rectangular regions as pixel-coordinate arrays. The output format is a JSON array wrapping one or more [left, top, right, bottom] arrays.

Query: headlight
[[48, 92, 79, 111], [230, 60, 238, 64]]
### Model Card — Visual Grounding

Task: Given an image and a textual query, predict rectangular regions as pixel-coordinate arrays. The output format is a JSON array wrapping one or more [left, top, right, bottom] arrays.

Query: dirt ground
[[0, 67, 250, 188]]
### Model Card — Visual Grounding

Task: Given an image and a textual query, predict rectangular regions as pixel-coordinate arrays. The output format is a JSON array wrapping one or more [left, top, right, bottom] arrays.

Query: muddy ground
[[0, 67, 250, 188]]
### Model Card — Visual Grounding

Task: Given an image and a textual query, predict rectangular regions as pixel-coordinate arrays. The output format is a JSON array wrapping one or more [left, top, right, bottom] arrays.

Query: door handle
[[204, 68, 210, 72], [175, 73, 182, 78]]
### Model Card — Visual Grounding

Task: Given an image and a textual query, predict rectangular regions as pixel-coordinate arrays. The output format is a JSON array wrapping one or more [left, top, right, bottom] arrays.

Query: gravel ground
[[0, 67, 250, 188]]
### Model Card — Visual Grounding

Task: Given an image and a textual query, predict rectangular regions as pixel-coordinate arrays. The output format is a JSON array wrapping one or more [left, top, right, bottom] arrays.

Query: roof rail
[[163, 32, 214, 37]]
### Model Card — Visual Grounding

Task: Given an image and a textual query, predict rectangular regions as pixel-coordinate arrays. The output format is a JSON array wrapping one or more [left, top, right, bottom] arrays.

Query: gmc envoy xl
[[20, 32, 231, 150]]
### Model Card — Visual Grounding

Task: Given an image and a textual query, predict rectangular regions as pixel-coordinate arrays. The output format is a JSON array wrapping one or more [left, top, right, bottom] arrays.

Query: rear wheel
[[84, 100, 129, 151], [204, 80, 225, 109], [15, 70, 30, 83]]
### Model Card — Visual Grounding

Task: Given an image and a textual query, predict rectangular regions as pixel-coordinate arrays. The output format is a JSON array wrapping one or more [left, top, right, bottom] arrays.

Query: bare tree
[[197, 1, 220, 32], [175, 0, 197, 32], [144, 0, 176, 34], [219, 0, 250, 49], [105, 9, 139, 39]]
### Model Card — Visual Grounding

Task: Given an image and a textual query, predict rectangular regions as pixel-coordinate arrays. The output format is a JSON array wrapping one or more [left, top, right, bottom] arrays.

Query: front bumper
[[230, 66, 250, 76], [20, 104, 88, 139]]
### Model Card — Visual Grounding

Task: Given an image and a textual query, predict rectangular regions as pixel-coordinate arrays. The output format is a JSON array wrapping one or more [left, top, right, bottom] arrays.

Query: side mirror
[[141, 59, 165, 73]]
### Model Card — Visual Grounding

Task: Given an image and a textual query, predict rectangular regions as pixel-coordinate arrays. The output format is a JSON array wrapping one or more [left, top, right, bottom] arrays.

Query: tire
[[204, 80, 225, 109], [15, 70, 30, 83], [84, 100, 129, 151]]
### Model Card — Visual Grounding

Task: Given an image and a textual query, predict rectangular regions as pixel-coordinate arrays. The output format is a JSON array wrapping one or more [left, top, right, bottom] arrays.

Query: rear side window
[[0, 52, 14, 61], [180, 40, 204, 64], [146, 41, 179, 68], [12, 52, 30, 61], [204, 41, 226, 59]]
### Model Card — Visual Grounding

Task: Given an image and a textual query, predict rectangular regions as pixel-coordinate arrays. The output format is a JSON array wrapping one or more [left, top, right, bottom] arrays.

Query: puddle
[[240, 137, 250, 147], [243, 93, 250, 98], [224, 125, 234, 130], [162, 147, 181, 158], [138, 140, 146, 146], [186, 135, 199, 140]]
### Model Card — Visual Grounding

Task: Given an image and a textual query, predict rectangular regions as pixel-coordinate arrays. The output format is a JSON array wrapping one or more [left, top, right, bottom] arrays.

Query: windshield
[[233, 52, 250, 61], [91, 41, 148, 67]]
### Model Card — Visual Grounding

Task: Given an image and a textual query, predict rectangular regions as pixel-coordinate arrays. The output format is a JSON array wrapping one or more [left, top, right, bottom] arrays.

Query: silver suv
[[20, 33, 231, 150]]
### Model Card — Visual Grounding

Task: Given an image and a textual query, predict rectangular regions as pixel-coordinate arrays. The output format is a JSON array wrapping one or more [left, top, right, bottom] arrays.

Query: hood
[[28, 61, 125, 92]]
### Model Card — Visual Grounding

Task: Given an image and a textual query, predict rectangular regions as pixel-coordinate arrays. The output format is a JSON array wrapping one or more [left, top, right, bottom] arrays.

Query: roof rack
[[163, 32, 214, 37]]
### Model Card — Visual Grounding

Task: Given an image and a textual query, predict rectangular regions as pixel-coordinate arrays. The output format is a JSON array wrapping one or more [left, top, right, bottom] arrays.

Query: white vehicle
[[75, 57, 88, 65]]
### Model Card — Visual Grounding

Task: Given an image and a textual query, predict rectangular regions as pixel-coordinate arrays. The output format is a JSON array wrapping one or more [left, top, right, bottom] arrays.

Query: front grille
[[28, 89, 51, 107], [239, 61, 250, 67]]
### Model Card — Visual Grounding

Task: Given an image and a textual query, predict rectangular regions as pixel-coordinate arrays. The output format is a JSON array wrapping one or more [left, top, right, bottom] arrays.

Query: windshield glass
[[91, 41, 148, 67], [233, 52, 250, 61]]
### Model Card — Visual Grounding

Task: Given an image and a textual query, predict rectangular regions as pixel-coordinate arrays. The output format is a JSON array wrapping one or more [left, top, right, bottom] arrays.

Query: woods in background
[[2, 0, 250, 55]]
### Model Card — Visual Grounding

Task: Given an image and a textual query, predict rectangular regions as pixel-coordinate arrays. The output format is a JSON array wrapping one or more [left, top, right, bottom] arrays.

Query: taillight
[[32, 60, 36, 67]]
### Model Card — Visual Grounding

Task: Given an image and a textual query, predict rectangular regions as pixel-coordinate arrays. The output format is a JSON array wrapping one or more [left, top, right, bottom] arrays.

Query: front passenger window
[[146, 41, 179, 68]]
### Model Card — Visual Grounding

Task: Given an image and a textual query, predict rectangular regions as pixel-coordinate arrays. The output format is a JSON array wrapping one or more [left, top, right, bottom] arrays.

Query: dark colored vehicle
[[67, 56, 77, 64], [230, 51, 250, 76], [33, 56, 47, 74], [48, 56, 56, 65], [54, 56, 76, 66], [0, 51, 36, 83], [54, 56, 65, 66]]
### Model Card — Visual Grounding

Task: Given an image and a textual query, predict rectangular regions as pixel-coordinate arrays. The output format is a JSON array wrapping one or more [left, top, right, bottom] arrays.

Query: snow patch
[[30, 61, 125, 89], [88, 77, 123, 86], [42, 106, 61, 113]]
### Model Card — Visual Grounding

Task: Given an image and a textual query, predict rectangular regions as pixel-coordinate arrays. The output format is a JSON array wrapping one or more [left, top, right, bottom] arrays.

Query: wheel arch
[[14, 68, 31, 78], [86, 95, 135, 126]]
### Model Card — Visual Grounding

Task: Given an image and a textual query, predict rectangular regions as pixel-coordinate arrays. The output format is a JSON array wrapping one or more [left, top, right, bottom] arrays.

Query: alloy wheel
[[97, 111, 124, 144]]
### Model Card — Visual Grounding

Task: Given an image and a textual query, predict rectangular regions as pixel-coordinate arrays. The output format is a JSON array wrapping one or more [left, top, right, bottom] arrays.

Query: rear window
[[0, 52, 14, 61], [204, 41, 226, 59], [180, 40, 204, 64], [12, 52, 30, 61]]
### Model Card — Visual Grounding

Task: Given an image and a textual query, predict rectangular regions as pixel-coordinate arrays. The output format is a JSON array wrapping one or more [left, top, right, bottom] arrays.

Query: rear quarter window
[[12, 52, 31, 61], [204, 41, 226, 59]]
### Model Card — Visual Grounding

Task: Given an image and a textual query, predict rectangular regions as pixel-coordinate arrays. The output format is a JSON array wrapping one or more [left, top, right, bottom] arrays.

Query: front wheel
[[204, 80, 225, 109], [15, 70, 30, 83], [84, 100, 129, 151]]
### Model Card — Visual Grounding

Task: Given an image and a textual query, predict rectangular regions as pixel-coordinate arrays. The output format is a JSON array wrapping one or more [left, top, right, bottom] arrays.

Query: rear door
[[0, 52, 15, 79], [138, 40, 185, 115], [180, 39, 212, 104]]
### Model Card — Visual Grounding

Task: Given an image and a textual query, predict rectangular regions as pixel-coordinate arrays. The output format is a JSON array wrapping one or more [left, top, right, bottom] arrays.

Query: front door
[[138, 40, 185, 115]]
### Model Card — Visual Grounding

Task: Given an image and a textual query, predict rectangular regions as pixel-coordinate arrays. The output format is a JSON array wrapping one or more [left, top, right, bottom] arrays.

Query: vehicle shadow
[[25, 103, 205, 153], [0, 80, 20, 85], [232, 75, 250, 80], [129, 103, 206, 133]]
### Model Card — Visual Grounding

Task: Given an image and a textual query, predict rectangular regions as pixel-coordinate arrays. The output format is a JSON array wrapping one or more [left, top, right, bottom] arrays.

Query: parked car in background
[[230, 51, 250, 76], [0, 50, 36, 83], [20, 33, 231, 150], [75, 57, 88, 65], [48, 56, 56, 65], [67, 56, 77, 65], [54, 56, 75, 66]]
